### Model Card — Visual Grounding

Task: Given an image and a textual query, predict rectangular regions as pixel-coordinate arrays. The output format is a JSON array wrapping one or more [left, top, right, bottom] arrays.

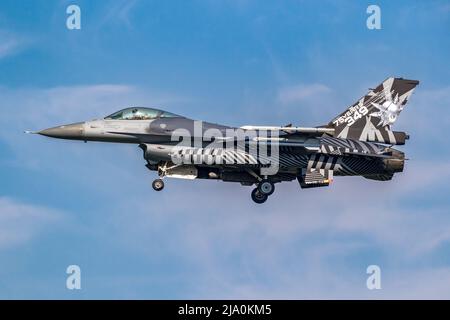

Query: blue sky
[[1, 0, 450, 299]]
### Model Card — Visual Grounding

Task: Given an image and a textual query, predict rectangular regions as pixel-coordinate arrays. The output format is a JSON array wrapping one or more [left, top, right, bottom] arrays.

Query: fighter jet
[[27, 77, 419, 203]]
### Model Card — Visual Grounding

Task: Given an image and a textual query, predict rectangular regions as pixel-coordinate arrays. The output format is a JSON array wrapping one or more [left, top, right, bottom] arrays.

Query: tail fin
[[328, 77, 419, 144]]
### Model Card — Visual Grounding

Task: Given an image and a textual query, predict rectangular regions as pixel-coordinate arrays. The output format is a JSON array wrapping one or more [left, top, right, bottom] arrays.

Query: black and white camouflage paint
[[329, 77, 419, 145]]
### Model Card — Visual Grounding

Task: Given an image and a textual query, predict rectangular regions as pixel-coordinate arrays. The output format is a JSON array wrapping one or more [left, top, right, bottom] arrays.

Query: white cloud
[[440, 3, 450, 13], [0, 84, 181, 126], [0, 197, 63, 249], [0, 30, 28, 59], [98, 156, 450, 298], [0, 83, 186, 142], [277, 83, 331, 104], [401, 86, 450, 131], [96, 0, 140, 30]]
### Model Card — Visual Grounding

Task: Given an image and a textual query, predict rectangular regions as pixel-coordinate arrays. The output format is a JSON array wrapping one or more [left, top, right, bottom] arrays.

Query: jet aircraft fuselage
[[29, 77, 418, 203]]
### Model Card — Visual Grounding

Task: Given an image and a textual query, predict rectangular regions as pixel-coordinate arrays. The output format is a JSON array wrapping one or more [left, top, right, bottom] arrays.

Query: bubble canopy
[[104, 107, 181, 120]]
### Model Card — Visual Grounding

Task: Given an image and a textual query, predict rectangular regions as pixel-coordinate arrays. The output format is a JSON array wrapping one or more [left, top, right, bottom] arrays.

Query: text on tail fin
[[328, 77, 419, 143]]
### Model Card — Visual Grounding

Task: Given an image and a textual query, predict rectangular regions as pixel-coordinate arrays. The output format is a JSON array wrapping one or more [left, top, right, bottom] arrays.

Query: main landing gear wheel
[[251, 188, 268, 204], [152, 178, 164, 191], [257, 179, 275, 196]]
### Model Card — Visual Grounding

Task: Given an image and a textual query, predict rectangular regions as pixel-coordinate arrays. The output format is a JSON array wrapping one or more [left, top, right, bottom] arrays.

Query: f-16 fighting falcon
[[27, 77, 419, 203]]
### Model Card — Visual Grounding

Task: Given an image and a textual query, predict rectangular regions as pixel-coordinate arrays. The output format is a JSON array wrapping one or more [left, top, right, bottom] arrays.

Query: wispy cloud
[[0, 83, 184, 128], [0, 30, 28, 59], [96, 156, 450, 299], [96, 0, 140, 29], [277, 83, 331, 104], [0, 197, 63, 249]]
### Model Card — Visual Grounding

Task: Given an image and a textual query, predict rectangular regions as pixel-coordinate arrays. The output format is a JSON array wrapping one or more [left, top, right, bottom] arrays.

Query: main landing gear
[[251, 179, 275, 204], [258, 179, 275, 196], [251, 188, 267, 204]]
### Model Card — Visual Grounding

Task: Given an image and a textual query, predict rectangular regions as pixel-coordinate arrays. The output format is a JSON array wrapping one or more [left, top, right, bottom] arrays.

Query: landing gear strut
[[152, 161, 172, 191], [152, 178, 164, 191], [251, 188, 268, 204]]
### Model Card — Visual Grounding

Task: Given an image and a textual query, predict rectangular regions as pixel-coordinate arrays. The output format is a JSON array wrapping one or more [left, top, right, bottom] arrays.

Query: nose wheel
[[152, 178, 165, 191]]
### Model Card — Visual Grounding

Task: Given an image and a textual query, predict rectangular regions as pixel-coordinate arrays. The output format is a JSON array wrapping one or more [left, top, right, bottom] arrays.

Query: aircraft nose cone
[[38, 122, 85, 140]]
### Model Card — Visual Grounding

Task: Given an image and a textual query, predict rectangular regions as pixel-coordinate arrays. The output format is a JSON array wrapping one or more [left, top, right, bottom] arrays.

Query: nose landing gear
[[152, 178, 164, 191], [151, 161, 170, 191]]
